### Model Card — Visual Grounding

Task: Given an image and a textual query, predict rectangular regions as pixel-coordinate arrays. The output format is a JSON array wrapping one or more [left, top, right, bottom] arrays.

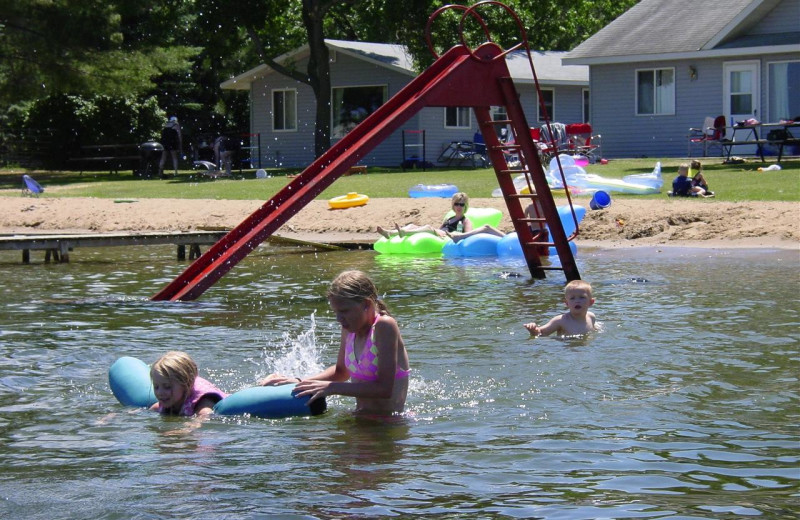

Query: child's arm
[[194, 396, 218, 416], [525, 315, 562, 337]]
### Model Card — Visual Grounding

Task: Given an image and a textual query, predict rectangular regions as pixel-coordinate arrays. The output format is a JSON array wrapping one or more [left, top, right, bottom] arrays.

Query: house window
[[582, 89, 590, 123], [490, 106, 509, 141], [768, 60, 800, 121], [445, 107, 471, 128], [636, 68, 674, 115], [272, 89, 297, 131], [332, 85, 387, 138], [537, 89, 554, 122]]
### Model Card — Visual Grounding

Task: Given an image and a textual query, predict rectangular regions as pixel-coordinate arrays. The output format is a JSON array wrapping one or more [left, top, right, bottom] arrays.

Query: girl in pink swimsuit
[[260, 270, 410, 415]]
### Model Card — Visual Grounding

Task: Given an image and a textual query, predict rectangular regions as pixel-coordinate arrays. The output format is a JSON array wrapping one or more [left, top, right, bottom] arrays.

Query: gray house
[[563, 0, 800, 158], [222, 39, 589, 168]]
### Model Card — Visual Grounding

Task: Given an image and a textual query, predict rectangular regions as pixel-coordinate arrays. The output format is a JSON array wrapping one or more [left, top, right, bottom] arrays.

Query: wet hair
[[327, 270, 390, 316], [150, 351, 197, 395], [690, 159, 702, 171], [451, 192, 469, 207], [565, 279, 593, 298]]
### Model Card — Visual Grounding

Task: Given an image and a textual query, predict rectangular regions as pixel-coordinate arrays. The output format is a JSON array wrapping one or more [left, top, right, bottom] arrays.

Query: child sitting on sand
[[689, 160, 714, 197], [524, 280, 597, 337], [150, 351, 228, 416], [672, 163, 713, 197]]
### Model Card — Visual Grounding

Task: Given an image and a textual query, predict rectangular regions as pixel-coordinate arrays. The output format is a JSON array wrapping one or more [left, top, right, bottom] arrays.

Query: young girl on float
[[150, 351, 228, 416], [260, 270, 410, 415]]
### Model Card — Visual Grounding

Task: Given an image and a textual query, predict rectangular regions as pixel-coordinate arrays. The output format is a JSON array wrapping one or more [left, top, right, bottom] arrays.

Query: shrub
[[7, 94, 165, 168]]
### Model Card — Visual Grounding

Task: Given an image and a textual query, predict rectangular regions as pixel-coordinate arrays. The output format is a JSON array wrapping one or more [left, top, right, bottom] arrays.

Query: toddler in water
[[261, 270, 410, 415], [150, 351, 228, 416], [524, 280, 597, 337]]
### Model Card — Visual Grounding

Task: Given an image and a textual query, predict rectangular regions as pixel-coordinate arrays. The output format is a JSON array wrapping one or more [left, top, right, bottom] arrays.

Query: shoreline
[[1, 196, 797, 252]]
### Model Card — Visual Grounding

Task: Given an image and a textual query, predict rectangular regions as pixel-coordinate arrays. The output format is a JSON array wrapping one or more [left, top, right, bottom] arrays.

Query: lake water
[[0, 243, 798, 519]]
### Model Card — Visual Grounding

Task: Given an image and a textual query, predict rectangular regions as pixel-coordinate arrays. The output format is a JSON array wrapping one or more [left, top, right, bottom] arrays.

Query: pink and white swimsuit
[[344, 314, 410, 381]]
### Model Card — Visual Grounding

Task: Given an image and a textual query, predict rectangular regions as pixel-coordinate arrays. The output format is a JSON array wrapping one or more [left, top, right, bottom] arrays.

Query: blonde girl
[[261, 270, 410, 415], [150, 351, 227, 416]]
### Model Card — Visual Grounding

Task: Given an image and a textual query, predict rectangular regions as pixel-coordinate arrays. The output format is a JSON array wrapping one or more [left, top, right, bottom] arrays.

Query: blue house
[[563, 0, 800, 158], [221, 39, 589, 168]]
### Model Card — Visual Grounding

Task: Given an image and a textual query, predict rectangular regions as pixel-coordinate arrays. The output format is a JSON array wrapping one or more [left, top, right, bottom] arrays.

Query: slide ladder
[[474, 84, 581, 280], [153, 42, 580, 301]]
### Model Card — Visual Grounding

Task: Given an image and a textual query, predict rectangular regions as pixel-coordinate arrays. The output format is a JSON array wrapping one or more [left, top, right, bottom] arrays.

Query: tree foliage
[[0, 0, 639, 165]]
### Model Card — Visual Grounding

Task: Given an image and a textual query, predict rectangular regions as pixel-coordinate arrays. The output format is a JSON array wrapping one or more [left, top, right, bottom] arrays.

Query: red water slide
[[152, 43, 515, 301]]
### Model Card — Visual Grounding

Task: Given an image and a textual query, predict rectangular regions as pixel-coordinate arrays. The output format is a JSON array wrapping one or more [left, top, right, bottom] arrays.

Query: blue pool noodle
[[108, 356, 325, 418]]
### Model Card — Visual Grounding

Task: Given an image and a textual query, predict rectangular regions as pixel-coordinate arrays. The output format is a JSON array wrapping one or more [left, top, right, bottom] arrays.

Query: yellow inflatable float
[[329, 192, 369, 209]]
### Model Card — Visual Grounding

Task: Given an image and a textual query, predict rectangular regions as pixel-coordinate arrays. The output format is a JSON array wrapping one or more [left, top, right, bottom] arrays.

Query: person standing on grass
[[159, 116, 183, 178]]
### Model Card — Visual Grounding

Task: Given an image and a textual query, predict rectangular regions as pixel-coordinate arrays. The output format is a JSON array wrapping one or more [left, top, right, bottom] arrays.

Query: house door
[[723, 61, 760, 153]]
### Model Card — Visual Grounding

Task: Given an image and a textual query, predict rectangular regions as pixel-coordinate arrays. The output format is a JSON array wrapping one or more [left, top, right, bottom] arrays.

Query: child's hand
[[524, 322, 541, 336], [293, 379, 329, 404], [259, 373, 300, 386]]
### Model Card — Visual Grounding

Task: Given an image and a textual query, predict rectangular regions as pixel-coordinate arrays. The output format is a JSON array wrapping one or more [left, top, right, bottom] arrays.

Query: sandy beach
[[0, 195, 798, 250]]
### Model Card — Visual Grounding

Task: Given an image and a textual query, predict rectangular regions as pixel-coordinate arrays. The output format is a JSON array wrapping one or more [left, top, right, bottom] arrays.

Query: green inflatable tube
[[373, 207, 503, 255]]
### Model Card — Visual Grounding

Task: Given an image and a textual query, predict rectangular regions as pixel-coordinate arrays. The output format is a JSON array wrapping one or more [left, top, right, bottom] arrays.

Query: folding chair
[[537, 122, 569, 162], [565, 123, 601, 162], [437, 138, 488, 168], [688, 115, 726, 157]]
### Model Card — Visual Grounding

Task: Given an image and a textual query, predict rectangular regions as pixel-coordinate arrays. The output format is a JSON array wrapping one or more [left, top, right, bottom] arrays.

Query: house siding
[[570, 0, 800, 158], [245, 48, 588, 167], [592, 50, 800, 158], [750, 0, 800, 34], [592, 60, 726, 158]]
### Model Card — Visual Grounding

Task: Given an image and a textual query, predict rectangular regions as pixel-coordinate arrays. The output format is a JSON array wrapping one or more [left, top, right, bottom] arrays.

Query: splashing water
[[262, 312, 326, 379]]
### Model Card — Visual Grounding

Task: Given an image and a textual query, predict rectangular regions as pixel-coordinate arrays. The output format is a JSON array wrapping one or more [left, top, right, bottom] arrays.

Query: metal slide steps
[[474, 77, 581, 281], [152, 42, 580, 301]]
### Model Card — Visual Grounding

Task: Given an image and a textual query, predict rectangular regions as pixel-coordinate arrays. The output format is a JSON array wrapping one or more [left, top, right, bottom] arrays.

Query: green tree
[[0, 0, 199, 104]]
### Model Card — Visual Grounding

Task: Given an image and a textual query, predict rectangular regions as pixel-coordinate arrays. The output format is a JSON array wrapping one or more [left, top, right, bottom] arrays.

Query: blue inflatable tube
[[108, 357, 325, 418], [408, 183, 458, 198], [442, 205, 585, 258], [497, 232, 577, 258], [109, 356, 156, 407], [442, 233, 504, 257]]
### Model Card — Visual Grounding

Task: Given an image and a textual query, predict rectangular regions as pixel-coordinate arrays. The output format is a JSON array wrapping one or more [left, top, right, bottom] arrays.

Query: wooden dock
[[0, 231, 358, 264], [0, 231, 228, 263]]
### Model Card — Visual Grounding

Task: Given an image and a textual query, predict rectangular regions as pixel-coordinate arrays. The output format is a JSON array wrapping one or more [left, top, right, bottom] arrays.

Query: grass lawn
[[1, 157, 798, 202]]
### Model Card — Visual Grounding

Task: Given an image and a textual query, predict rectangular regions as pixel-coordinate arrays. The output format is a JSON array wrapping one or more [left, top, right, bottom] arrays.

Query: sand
[[1, 195, 797, 251]]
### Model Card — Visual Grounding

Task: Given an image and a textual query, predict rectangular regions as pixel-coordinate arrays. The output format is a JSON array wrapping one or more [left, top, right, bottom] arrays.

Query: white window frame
[[272, 89, 297, 132], [444, 107, 471, 129], [635, 67, 675, 116], [537, 88, 555, 122]]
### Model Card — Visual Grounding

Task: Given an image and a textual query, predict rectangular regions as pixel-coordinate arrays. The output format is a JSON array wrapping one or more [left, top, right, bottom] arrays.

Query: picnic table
[[723, 120, 800, 163]]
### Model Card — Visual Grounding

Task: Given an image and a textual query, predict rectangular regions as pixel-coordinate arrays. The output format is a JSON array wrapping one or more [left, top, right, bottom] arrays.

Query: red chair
[[688, 115, 727, 157], [565, 123, 601, 161]]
